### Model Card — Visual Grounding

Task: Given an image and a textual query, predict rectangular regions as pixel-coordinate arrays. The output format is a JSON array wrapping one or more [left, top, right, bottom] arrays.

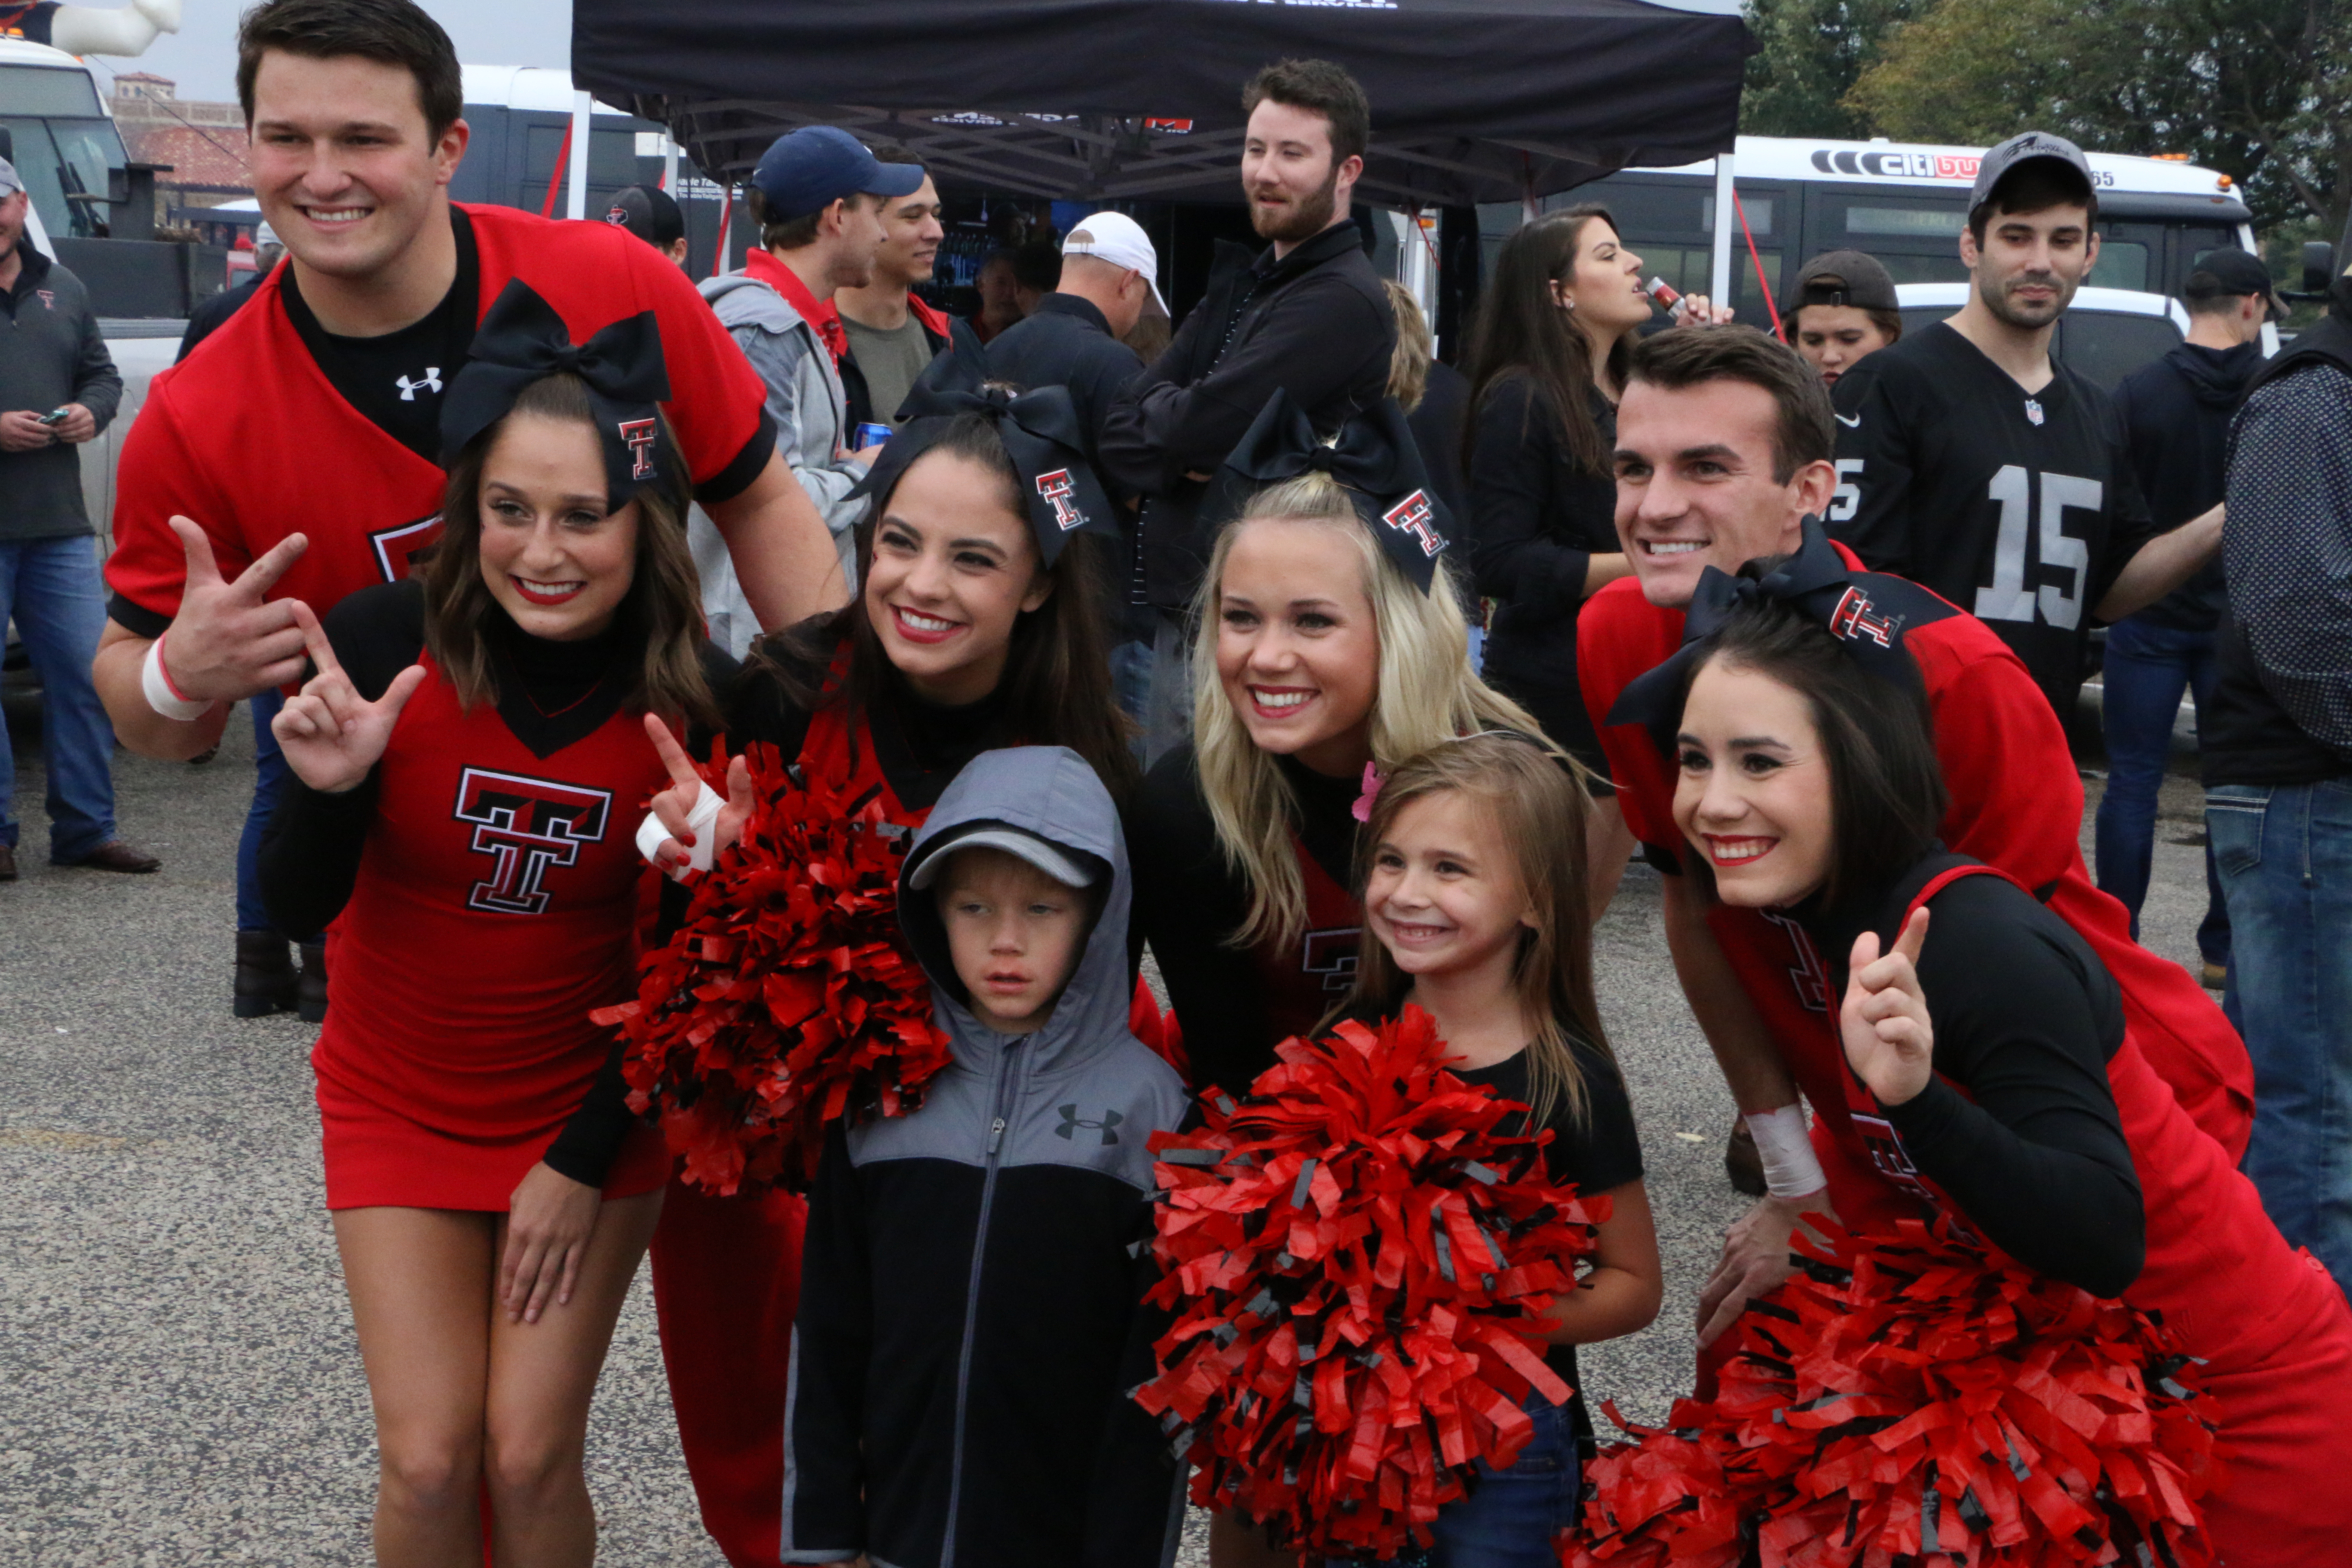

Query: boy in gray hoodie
[[784, 744, 1188, 1567]]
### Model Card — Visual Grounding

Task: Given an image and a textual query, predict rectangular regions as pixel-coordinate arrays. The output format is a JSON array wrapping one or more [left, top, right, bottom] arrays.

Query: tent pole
[[566, 90, 593, 220], [662, 131, 680, 193], [1709, 150, 1735, 305]]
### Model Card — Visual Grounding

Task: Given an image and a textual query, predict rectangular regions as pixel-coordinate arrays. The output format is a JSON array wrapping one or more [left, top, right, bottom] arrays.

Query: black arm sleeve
[[1082, 1182, 1188, 1565], [1882, 876, 2144, 1297], [254, 582, 426, 940], [1128, 747, 1277, 1099], [1467, 377, 1590, 617]]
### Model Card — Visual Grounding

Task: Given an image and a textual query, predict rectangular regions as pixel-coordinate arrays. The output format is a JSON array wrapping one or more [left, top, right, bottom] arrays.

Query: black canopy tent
[[568, 0, 1754, 211]]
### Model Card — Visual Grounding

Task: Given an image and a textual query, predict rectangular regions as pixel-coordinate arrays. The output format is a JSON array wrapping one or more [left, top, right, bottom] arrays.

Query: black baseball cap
[[751, 126, 925, 222], [2184, 247, 2286, 321], [1969, 131, 2095, 221], [1782, 250, 1900, 318], [604, 184, 684, 249]]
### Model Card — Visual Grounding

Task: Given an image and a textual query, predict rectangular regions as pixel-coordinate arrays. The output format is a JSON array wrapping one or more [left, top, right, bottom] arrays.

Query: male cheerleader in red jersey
[[90, 0, 845, 1005], [1572, 327, 2252, 1339], [1827, 132, 2222, 719]]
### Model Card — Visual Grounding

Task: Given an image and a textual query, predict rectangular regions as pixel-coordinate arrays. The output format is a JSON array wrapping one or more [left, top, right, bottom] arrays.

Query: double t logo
[[450, 768, 613, 914]]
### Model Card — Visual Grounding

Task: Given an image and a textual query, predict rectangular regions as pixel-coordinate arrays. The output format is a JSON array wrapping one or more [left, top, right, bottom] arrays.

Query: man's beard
[[1250, 167, 1340, 245], [1981, 267, 2075, 330]]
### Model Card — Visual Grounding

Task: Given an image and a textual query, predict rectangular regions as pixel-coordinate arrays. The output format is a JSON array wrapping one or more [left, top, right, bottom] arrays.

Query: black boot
[[297, 940, 329, 1024], [235, 930, 297, 1018]]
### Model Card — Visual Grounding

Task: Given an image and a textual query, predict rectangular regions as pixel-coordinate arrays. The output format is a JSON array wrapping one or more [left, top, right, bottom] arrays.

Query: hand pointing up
[[158, 515, 313, 702], [270, 602, 428, 795]]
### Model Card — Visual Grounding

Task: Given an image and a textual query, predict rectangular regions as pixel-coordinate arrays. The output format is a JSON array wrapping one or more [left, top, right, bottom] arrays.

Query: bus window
[[1843, 204, 1965, 239], [1878, 253, 1972, 285], [2087, 238, 2150, 291], [2057, 310, 2180, 391], [1701, 195, 1772, 236]]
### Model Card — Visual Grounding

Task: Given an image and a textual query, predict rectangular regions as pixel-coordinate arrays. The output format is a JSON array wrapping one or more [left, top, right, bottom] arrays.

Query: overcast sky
[[87, 0, 574, 103]]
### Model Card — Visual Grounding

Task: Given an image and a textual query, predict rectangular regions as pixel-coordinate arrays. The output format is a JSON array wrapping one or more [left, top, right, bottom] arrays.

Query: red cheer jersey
[[313, 654, 670, 1145], [1574, 545, 2252, 1159], [107, 203, 767, 628]]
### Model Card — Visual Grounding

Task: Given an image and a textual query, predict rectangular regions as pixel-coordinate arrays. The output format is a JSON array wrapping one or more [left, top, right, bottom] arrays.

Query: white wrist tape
[[1744, 1104, 1827, 1199], [636, 783, 725, 877], [141, 634, 214, 721]]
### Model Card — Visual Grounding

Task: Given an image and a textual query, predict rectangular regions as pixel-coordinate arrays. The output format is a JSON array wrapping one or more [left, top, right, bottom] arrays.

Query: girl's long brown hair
[[748, 411, 1138, 798], [426, 371, 718, 730], [1340, 732, 1615, 1124], [1459, 205, 1629, 476]]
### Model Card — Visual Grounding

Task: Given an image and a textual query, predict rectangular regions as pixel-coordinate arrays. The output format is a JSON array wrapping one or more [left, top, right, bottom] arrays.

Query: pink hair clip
[[1351, 761, 1385, 824]]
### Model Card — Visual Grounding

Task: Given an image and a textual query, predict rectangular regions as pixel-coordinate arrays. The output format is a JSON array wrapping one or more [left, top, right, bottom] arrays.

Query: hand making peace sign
[[642, 713, 755, 874], [1841, 907, 1935, 1108], [270, 603, 429, 795]]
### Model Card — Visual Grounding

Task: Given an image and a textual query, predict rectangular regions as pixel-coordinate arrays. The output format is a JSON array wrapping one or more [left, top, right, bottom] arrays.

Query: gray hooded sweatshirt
[[784, 744, 1187, 1568], [692, 266, 869, 657]]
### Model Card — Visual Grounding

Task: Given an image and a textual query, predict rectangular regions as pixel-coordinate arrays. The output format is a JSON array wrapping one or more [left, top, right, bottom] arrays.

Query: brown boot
[[297, 940, 329, 1024], [235, 930, 297, 1018], [1726, 1118, 1767, 1197]]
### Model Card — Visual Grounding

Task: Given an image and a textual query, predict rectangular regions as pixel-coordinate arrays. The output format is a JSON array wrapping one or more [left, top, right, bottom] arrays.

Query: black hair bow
[[440, 278, 674, 503], [1604, 515, 1956, 756], [854, 347, 1112, 568], [1218, 390, 1451, 592]]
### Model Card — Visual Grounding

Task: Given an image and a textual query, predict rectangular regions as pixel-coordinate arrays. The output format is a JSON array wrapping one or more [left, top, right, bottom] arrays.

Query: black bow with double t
[[1604, 515, 1958, 756], [1218, 390, 1451, 592], [440, 278, 674, 502], [855, 348, 1113, 567]]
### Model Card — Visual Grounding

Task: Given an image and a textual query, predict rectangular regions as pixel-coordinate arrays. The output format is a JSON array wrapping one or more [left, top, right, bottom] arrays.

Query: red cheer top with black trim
[[1250, 834, 1365, 1049], [1575, 548, 2253, 1160], [105, 203, 770, 637], [1804, 858, 2352, 1566], [313, 642, 674, 1212]]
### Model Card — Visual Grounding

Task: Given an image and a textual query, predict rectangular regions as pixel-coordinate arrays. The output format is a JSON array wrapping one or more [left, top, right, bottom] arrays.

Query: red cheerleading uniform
[[1575, 549, 2254, 1160], [1804, 859, 2352, 1564], [651, 651, 1023, 1568], [104, 203, 771, 638], [262, 583, 682, 1208]]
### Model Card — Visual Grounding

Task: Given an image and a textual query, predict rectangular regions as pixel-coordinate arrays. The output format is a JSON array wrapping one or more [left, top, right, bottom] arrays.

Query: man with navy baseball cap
[[692, 129, 928, 653]]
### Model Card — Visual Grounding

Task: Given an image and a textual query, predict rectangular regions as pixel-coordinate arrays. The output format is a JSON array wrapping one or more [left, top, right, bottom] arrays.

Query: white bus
[[1490, 134, 2260, 321]]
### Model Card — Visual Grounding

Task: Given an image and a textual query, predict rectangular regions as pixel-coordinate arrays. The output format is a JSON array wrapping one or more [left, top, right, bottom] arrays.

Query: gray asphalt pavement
[[0, 701, 2222, 1565]]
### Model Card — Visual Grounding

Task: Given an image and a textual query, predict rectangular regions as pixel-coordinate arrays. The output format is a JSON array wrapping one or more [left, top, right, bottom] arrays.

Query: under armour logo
[[1381, 489, 1445, 557], [1827, 585, 1902, 649], [1055, 1104, 1123, 1145], [395, 368, 443, 401], [1035, 468, 1087, 531], [618, 417, 659, 480]]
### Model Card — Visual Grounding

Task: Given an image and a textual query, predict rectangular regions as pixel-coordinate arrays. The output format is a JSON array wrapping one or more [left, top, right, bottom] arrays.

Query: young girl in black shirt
[[1339, 732, 1661, 1566]]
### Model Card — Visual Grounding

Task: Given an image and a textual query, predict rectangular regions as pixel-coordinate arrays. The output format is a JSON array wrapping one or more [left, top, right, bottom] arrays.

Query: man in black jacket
[[0, 157, 154, 883], [985, 211, 1155, 712], [1098, 58, 1396, 754], [2096, 247, 2276, 986], [2205, 250, 2352, 1295]]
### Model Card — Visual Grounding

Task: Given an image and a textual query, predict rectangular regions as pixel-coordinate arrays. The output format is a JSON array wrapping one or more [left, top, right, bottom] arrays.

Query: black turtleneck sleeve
[[1831, 870, 2144, 1297], [1130, 743, 1362, 1097]]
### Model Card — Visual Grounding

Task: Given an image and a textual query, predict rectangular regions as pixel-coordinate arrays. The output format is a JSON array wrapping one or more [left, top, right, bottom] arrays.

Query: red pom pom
[[1135, 1007, 1607, 1559], [1563, 1217, 2225, 1568], [591, 740, 953, 1195]]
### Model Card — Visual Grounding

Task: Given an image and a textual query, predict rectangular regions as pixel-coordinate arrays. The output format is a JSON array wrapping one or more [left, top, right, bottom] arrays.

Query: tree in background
[[1739, 0, 1923, 139], [1840, 0, 2349, 240]]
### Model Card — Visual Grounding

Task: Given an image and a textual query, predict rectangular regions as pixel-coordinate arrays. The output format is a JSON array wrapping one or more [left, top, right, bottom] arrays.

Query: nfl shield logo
[[2024, 398, 2046, 426]]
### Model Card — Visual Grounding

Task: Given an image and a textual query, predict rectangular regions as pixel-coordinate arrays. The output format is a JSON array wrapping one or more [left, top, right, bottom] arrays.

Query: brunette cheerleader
[[1639, 573, 2352, 1564], [631, 354, 1137, 1565], [257, 283, 719, 1564]]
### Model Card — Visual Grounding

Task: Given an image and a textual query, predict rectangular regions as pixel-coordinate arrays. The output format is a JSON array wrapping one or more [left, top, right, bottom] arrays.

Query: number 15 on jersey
[[1973, 465, 2100, 630]]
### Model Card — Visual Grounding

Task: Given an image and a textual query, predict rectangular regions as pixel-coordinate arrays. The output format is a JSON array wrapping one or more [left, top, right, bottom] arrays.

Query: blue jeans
[[2208, 781, 2352, 1296], [237, 685, 304, 936], [0, 534, 118, 861], [1327, 1390, 1580, 1567], [2096, 615, 2229, 965], [1110, 635, 1154, 759]]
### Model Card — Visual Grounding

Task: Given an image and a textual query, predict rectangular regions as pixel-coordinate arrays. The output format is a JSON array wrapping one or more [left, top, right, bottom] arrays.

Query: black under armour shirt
[[278, 207, 482, 462]]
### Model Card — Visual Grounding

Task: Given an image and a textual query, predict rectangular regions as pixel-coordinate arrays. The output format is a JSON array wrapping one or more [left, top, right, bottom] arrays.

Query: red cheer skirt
[[316, 1067, 669, 1212]]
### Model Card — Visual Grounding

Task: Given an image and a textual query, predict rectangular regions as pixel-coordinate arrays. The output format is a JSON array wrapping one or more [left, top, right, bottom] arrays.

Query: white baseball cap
[[0, 156, 23, 198], [255, 220, 280, 248], [1062, 211, 1165, 313], [907, 824, 1096, 892]]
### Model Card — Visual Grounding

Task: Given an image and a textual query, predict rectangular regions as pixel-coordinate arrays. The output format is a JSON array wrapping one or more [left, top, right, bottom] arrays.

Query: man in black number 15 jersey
[[1828, 131, 2223, 718]]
